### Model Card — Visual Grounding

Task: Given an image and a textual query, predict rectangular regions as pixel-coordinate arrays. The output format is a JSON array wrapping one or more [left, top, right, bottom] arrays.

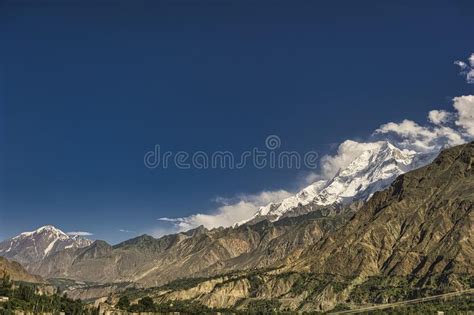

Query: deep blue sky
[[1, 0, 473, 243]]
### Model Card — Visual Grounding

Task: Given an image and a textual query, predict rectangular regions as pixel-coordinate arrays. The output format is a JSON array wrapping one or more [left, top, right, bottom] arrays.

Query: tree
[[15, 284, 35, 302], [116, 296, 130, 310], [138, 296, 155, 311], [0, 274, 12, 297]]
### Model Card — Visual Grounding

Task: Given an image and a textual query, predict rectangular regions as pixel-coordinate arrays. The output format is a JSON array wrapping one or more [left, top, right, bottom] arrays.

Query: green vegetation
[[47, 278, 98, 292], [244, 299, 282, 314], [112, 271, 473, 314], [280, 272, 351, 297], [0, 274, 97, 315], [361, 294, 474, 314], [248, 274, 264, 295], [128, 296, 156, 312], [161, 276, 212, 291], [120, 296, 227, 313], [455, 273, 474, 289], [350, 276, 416, 303], [347, 274, 471, 304], [115, 295, 130, 310], [118, 296, 288, 314]]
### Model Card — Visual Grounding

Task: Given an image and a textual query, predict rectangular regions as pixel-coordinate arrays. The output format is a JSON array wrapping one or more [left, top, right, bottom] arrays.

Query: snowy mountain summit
[[0, 225, 92, 268], [246, 141, 432, 223]]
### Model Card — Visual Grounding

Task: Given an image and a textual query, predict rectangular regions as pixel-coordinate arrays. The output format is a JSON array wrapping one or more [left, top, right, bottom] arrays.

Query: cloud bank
[[155, 190, 292, 235]]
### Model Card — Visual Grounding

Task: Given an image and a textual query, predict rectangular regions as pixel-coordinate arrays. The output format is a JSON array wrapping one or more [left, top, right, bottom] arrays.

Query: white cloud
[[455, 53, 474, 84], [67, 231, 93, 236], [428, 110, 451, 125], [453, 95, 474, 136], [320, 95, 473, 182], [319, 141, 381, 179], [302, 172, 321, 186], [155, 190, 292, 234], [148, 225, 183, 238], [373, 95, 474, 152], [375, 119, 464, 152]]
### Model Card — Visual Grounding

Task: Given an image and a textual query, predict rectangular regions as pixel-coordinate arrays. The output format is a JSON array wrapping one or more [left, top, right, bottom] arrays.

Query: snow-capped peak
[[313, 141, 416, 205], [17, 225, 68, 239], [244, 141, 434, 223], [0, 225, 93, 268], [253, 180, 327, 218]]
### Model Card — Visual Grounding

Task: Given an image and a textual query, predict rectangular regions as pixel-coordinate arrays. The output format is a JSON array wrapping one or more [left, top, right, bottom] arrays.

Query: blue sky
[[1, 0, 473, 244]]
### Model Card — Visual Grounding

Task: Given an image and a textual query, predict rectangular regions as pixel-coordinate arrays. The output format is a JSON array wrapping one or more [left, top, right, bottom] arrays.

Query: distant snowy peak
[[15, 225, 68, 239], [246, 141, 435, 223], [313, 141, 417, 206], [254, 180, 327, 218], [0, 225, 93, 267]]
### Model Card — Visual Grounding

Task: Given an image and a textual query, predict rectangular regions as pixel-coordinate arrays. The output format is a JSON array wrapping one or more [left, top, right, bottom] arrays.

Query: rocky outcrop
[[0, 257, 43, 283]]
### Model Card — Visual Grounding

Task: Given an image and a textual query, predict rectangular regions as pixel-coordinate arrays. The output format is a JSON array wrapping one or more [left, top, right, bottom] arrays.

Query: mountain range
[[0, 141, 431, 284], [0, 142, 472, 312], [0, 225, 92, 271], [106, 141, 473, 312]]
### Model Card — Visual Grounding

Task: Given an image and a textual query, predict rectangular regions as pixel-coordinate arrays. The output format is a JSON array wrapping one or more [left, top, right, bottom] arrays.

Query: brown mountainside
[[0, 257, 43, 283], [105, 142, 473, 312], [293, 141, 473, 282], [34, 207, 350, 287]]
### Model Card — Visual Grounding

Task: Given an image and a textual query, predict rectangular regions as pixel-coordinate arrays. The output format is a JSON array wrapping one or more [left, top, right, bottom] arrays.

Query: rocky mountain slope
[[294, 140, 473, 279], [0, 257, 43, 283], [244, 141, 433, 223], [33, 207, 352, 287], [0, 225, 93, 270], [108, 142, 473, 312]]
